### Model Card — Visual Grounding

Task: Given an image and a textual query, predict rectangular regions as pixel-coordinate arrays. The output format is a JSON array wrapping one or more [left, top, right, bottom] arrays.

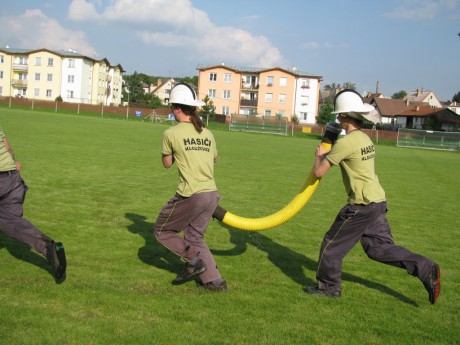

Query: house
[[0, 47, 124, 106], [150, 78, 176, 105], [403, 88, 442, 108], [371, 97, 459, 131], [197, 64, 322, 124]]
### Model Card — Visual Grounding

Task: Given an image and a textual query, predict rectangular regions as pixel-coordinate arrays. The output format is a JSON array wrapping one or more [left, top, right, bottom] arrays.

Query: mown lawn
[[0, 108, 458, 345]]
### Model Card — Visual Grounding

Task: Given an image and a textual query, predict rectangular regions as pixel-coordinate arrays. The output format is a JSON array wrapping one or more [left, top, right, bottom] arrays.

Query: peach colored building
[[197, 64, 322, 124]]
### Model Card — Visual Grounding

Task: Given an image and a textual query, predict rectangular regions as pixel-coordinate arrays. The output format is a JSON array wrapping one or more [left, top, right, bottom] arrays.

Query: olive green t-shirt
[[326, 130, 386, 205], [162, 122, 217, 197], [0, 128, 16, 172]]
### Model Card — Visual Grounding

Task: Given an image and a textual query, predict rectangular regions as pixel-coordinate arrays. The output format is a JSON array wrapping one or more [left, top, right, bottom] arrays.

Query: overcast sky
[[1, 0, 459, 100]]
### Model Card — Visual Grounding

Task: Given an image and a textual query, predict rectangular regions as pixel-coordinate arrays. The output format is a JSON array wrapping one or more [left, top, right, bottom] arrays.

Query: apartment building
[[197, 64, 322, 124], [0, 47, 124, 106]]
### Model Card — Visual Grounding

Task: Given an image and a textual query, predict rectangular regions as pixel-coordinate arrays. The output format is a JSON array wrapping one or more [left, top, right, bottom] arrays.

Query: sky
[[1, 0, 459, 101]]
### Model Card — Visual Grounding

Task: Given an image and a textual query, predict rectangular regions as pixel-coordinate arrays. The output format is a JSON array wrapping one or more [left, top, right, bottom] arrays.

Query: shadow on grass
[[0, 231, 53, 277], [124, 212, 182, 274], [212, 224, 418, 306]]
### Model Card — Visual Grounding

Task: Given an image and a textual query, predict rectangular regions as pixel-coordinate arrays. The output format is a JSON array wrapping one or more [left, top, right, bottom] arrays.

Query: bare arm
[[162, 154, 175, 168], [313, 145, 332, 178]]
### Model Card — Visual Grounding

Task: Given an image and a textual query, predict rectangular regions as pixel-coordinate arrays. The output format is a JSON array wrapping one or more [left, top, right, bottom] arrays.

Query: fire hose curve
[[211, 141, 332, 231]]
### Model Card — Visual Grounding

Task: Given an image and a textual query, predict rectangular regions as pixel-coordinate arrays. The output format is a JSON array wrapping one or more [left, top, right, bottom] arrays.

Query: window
[[48, 58, 54, 66], [47, 74, 53, 82], [223, 90, 231, 99], [208, 89, 216, 98], [68, 75, 75, 83], [0, 71, 3, 79], [265, 110, 272, 116], [265, 93, 273, 102], [19, 73, 26, 80], [279, 94, 286, 103], [0, 55, 4, 63], [68, 59, 75, 68], [222, 106, 230, 115], [35, 57, 41, 66], [280, 77, 287, 87], [224, 73, 232, 83], [209, 73, 217, 81], [0, 86, 2, 95], [67, 90, 74, 98], [278, 110, 285, 117], [301, 80, 310, 88], [46, 90, 52, 97], [19, 57, 27, 65], [301, 95, 310, 105], [34, 88, 40, 97], [35, 73, 40, 81], [300, 112, 307, 121], [266, 76, 274, 86]]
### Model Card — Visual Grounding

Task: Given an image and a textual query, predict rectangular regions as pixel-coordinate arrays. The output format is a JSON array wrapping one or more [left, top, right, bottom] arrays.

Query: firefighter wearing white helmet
[[305, 91, 440, 304], [154, 83, 227, 292], [331, 89, 381, 124]]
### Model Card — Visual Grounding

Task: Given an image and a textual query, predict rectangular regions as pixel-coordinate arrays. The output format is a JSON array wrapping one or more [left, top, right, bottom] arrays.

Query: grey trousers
[[154, 191, 221, 284], [316, 201, 434, 292], [0, 170, 53, 257]]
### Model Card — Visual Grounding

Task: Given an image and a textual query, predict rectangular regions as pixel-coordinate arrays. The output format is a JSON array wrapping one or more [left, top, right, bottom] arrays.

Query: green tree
[[198, 95, 216, 126], [324, 83, 341, 90], [392, 90, 407, 99], [342, 82, 356, 90], [291, 114, 300, 136], [317, 100, 335, 124], [452, 91, 460, 102]]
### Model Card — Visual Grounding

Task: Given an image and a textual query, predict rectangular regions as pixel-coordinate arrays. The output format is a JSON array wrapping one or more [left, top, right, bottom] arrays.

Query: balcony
[[240, 99, 257, 107], [13, 63, 28, 71], [242, 84, 259, 90], [11, 79, 28, 87]]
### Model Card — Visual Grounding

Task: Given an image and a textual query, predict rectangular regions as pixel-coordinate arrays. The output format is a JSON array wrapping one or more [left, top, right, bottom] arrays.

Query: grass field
[[0, 108, 459, 345]]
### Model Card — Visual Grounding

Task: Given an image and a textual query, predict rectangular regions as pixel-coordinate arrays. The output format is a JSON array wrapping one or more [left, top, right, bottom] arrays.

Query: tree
[[317, 100, 335, 124], [452, 91, 460, 102], [198, 95, 216, 127], [291, 114, 300, 136], [342, 82, 356, 90], [392, 90, 407, 100], [324, 83, 341, 90]]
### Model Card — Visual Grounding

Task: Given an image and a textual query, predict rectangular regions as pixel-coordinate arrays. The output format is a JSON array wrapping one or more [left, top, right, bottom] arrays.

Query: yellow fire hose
[[212, 122, 342, 231]]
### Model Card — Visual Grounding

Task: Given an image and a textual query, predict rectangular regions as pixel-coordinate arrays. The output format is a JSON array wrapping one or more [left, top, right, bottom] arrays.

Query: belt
[[0, 170, 16, 175]]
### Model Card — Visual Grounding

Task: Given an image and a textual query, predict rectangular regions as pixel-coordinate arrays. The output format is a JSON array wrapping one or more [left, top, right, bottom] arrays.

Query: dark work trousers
[[0, 170, 53, 257], [316, 201, 434, 292], [154, 191, 221, 284]]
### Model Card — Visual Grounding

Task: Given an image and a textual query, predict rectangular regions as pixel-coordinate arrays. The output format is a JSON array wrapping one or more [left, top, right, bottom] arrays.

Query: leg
[[0, 173, 53, 256], [315, 204, 367, 292], [183, 192, 221, 284], [361, 202, 434, 283]]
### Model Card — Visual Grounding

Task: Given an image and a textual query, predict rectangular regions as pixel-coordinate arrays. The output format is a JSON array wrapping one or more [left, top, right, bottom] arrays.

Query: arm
[[162, 154, 175, 168], [3, 137, 21, 171], [313, 145, 332, 178]]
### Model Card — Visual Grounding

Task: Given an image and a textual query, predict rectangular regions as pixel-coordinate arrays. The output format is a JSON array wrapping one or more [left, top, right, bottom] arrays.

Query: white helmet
[[332, 89, 381, 124], [169, 83, 205, 107]]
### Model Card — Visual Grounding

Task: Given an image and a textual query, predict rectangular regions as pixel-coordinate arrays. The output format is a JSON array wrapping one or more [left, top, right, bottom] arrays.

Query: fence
[[229, 114, 288, 135], [397, 128, 460, 151]]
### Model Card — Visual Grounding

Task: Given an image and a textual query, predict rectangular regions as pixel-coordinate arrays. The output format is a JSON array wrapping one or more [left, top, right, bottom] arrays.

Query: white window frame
[[224, 73, 232, 83], [280, 77, 287, 87], [48, 58, 54, 66], [68, 75, 75, 83], [47, 73, 53, 82], [222, 106, 230, 115], [46, 89, 52, 97], [35, 57, 41, 66], [264, 110, 272, 116], [279, 94, 286, 103], [223, 90, 231, 99], [265, 93, 273, 102], [209, 73, 217, 81], [34, 88, 40, 97], [266, 76, 274, 86], [208, 89, 216, 98]]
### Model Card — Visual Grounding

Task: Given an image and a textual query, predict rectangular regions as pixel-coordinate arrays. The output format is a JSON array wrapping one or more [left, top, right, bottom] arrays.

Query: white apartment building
[[0, 48, 124, 106], [197, 64, 322, 124]]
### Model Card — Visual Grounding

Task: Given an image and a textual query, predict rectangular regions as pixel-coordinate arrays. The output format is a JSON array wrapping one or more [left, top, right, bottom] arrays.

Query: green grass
[[0, 108, 459, 345]]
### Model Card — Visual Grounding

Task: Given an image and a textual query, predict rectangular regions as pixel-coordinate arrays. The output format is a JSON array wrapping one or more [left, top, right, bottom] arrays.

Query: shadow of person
[[124, 212, 182, 274], [212, 225, 417, 306], [0, 231, 53, 277]]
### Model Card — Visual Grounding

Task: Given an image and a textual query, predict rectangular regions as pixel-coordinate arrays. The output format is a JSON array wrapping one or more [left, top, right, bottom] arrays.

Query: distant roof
[[403, 89, 435, 103], [0, 47, 124, 71], [196, 64, 322, 79]]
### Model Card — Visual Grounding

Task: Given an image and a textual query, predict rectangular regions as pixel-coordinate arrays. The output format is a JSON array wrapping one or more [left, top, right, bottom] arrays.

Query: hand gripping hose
[[212, 122, 342, 231]]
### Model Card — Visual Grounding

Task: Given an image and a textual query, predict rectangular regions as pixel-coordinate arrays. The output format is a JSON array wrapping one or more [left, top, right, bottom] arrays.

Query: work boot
[[46, 241, 67, 283], [423, 263, 440, 304], [172, 259, 206, 284], [304, 285, 341, 298]]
